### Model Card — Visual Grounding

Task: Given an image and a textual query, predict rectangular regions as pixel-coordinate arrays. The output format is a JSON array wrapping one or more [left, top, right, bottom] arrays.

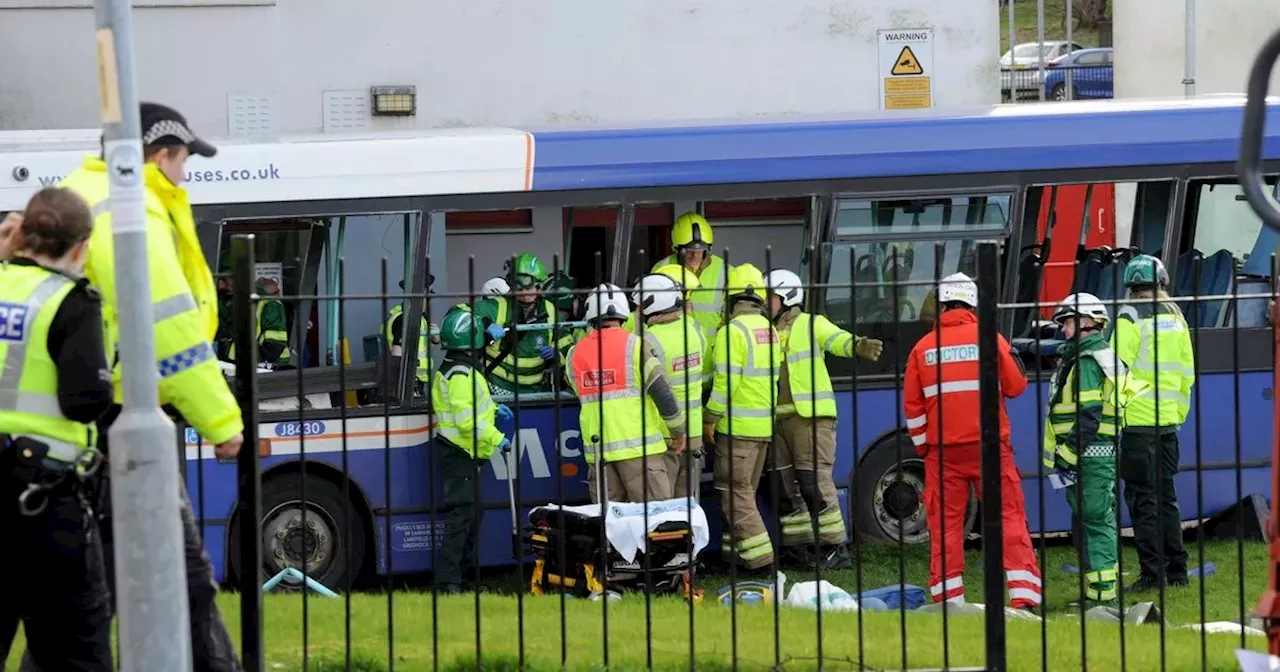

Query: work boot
[[821, 543, 852, 570], [779, 544, 820, 570], [1124, 575, 1162, 594]]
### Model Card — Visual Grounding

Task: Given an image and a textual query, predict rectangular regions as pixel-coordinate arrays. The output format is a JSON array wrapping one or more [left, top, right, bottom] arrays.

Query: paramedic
[[633, 272, 707, 500], [764, 269, 883, 570], [0, 189, 113, 670], [651, 212, 733, 344], [903, 273, 1041, 610], [473, 253, 574, 395], [569, 284, 686, 503], [703, 264, 781, 573], [1044, 293, 1134, 608], [1115, 255, 1192, 592], [226, 275, 291, 368], [60, 102, 244, 671], [385, 275, 437, 391], [432, 306, 513, 593]]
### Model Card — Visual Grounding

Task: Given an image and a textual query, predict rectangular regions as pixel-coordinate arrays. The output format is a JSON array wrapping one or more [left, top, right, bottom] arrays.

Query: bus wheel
[[229, 474, 367, 591], [851, 436, 978, 545]]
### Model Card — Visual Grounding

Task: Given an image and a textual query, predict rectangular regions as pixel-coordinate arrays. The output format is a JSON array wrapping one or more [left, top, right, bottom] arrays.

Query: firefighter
[[569, 284, 686, 503], [632, 272, 707, 499], [764, 269, 884, 570], [432, 306, 513, 593], [0, 189, 114, 670], [384, 275, 437, 392], [60, 102, 244, 670], [903, 273, 1041, 609], [1044, 292, 1137, 608], [1115, 255, 1193, 592], [652, 212, 733, 345], [653, 263, 716, 391], [703, 264, 782, 573], [473, 254, 574, 394]]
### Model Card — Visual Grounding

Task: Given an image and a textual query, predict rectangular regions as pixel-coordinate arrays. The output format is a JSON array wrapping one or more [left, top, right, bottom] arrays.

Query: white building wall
[[0, 0, 999, 134], [1114, 0, 1280, 98]]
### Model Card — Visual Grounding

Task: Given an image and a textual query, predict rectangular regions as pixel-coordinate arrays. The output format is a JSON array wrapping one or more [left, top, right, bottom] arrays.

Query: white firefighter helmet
[[633, 274, 683, 317], [583, 283, 630, 324], [937, 273, 978, 308], [765, 269, 804, 308]]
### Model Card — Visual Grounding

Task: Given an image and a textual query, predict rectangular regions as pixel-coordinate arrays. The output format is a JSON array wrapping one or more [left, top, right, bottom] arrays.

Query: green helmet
[[506, 253, 548, 289], [439, 306, 485, 350], [545, 271, 577, 313], [1124, 254, 1170, 288]]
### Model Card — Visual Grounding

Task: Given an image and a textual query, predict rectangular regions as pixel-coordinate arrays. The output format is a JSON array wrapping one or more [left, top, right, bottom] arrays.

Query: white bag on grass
[[785, 580, 859, 612]]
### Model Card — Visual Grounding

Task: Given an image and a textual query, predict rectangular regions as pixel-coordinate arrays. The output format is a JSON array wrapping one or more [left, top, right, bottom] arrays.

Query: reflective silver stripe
[[921, 379, 980, 398], [0, 389, 63, 416], [1132, 359, 1185, 373], [708, 390, 728, 407], [1133, 389, 1191, 407], [598, 432, 664, 455], [931, 576, 963, 595], [905, 414, 927, 429], [910, 433, 926, 446], [822, 330, 845, 354], [0, 274, 74, 415], [791, 391, 835, 404], [579, 387, 644, 404], [724, 407, 773, 418], [1083, 347, 1128, 379], [153, 293, 198, 322], [1007, 570, 1042, 587], [91, 200, 111, 218], [786, 351, 814, 365], [689, 300, 722, 313], [715, 362, 776, 376]]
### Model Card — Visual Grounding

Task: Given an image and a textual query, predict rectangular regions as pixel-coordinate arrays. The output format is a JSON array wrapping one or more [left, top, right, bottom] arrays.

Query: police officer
[[703, 264, 781, 573], [60, 102, 244, 671], [0, 188, 114, 671], [633, 272, 707, 500], [569, 284, 686, 503], [1044, 293, 1139, 608], [474, 254, 574, 394], [764, 269, 883, 570], [432, 306, 513, 593], [652, 212, 733, 344], [1115, 255, 1193, 592]]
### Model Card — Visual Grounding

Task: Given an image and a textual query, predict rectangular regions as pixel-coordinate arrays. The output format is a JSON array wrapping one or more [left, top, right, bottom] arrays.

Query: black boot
[[779, 544, 820, 569], [821, 544, 852, 570]]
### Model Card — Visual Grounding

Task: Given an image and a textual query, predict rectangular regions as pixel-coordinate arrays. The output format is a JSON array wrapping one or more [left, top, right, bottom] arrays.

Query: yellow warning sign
[[884, 77, 931, 94], [891, 46, 924, 76]]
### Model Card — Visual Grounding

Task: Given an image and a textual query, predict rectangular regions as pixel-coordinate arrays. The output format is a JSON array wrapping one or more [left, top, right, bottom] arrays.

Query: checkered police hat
[[140, 102, 217, 158]]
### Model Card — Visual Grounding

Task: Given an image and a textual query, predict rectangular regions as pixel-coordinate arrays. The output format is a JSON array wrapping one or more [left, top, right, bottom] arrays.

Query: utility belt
[[0, 433, 103, 517]]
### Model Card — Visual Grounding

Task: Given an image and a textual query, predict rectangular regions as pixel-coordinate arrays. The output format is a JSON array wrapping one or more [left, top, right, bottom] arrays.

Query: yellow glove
[[855, 337, 884, 361]]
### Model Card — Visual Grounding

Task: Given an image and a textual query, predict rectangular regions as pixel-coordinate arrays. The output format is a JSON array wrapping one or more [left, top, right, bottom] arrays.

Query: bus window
[[701, 198, 809, 273], [563, 204, 673, 285], [1183, 178, 1279, 329], [822, 194, 1010, 379], [1018, 180, 1173, 330]]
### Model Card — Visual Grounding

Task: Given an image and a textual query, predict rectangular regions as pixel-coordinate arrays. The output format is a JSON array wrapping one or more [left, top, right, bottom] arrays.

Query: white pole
[[1037, 0, 1047, 101], [94, 0, 194, 670], [1183, 0, 1197, 97]]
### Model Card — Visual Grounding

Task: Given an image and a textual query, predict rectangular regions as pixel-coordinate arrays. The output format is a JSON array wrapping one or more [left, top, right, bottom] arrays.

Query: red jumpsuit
[[903, 308, 1041, 609]]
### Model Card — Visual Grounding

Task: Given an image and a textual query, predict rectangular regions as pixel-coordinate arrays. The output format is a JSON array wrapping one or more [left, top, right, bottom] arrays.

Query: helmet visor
[[513, 274, 543, 290]]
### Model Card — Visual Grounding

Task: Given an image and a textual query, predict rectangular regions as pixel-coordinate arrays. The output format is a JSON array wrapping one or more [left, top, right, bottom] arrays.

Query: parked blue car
[[1043, 47, 1114, 100]]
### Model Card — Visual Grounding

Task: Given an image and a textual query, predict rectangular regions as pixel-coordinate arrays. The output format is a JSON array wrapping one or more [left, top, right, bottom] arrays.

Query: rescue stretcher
[[525, 500, 709, 603]]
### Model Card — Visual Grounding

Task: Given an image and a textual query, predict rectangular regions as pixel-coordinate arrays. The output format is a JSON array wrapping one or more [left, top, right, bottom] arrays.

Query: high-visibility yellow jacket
[[0, 263, 96, 460], [641, 316, 706, 438], [775, 308, 856, 418], [705, 305, 781, 439], [652, 255, 731, 343], [432, 362, 504, 459], [62, 158, 243, 445], [385, 305, 430, 382], [1113, 303, 1195, 428]]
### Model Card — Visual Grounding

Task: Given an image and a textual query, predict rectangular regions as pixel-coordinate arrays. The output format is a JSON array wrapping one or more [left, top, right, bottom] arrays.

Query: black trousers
[[0, 456, 113, 672], [1121, 429, 1189, 582], [20, 472, 242, 672], [436, 439, 483, 588]]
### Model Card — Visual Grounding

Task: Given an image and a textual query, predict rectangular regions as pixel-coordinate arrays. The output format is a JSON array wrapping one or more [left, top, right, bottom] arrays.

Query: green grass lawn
[[6, 539, 1267, 671], [999, 0, 1102, 54]]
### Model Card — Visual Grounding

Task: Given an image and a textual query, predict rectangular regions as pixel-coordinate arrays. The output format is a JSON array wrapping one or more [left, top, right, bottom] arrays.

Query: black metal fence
[[1002, 64, 1114, 102], [172, 236, 1274, 671]]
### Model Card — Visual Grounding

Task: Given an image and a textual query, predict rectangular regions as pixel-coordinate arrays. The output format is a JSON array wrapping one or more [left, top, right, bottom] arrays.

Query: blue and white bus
[[2, 96, 1276, 588]]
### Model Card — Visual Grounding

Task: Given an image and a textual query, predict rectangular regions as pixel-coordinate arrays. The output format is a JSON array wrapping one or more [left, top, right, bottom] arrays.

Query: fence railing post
[[976, 241, 1007, 672], [231, 233, 264, 672]]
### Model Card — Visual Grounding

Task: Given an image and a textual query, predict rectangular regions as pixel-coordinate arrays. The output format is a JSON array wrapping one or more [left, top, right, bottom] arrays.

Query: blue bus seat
[[1196, 250, 1236, 328], [1173, 249, 1203, 318], [1011, 248, 1044, 338], [363, 333, 385, 364]]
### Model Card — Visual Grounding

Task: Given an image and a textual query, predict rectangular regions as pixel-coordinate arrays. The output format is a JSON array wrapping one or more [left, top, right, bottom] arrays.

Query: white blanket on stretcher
[[532, 499, 710, 563]]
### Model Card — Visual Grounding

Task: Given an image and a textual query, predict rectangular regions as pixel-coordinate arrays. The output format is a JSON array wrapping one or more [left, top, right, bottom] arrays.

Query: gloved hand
[[495, 403, 514, 423], [538, 345, 557, 361], [486, 323, 506, 341], [498, 437, 513, 454], [855, 337, 884, 361]]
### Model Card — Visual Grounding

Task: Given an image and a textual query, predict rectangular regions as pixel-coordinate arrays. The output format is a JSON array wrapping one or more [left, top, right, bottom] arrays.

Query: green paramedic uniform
[[473, 296, 574, 395]]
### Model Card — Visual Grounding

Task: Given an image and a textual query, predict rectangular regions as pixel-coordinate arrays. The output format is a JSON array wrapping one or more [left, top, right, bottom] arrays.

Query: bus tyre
[[851, 435, 978, 545], [229, 473, 366, 591]]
